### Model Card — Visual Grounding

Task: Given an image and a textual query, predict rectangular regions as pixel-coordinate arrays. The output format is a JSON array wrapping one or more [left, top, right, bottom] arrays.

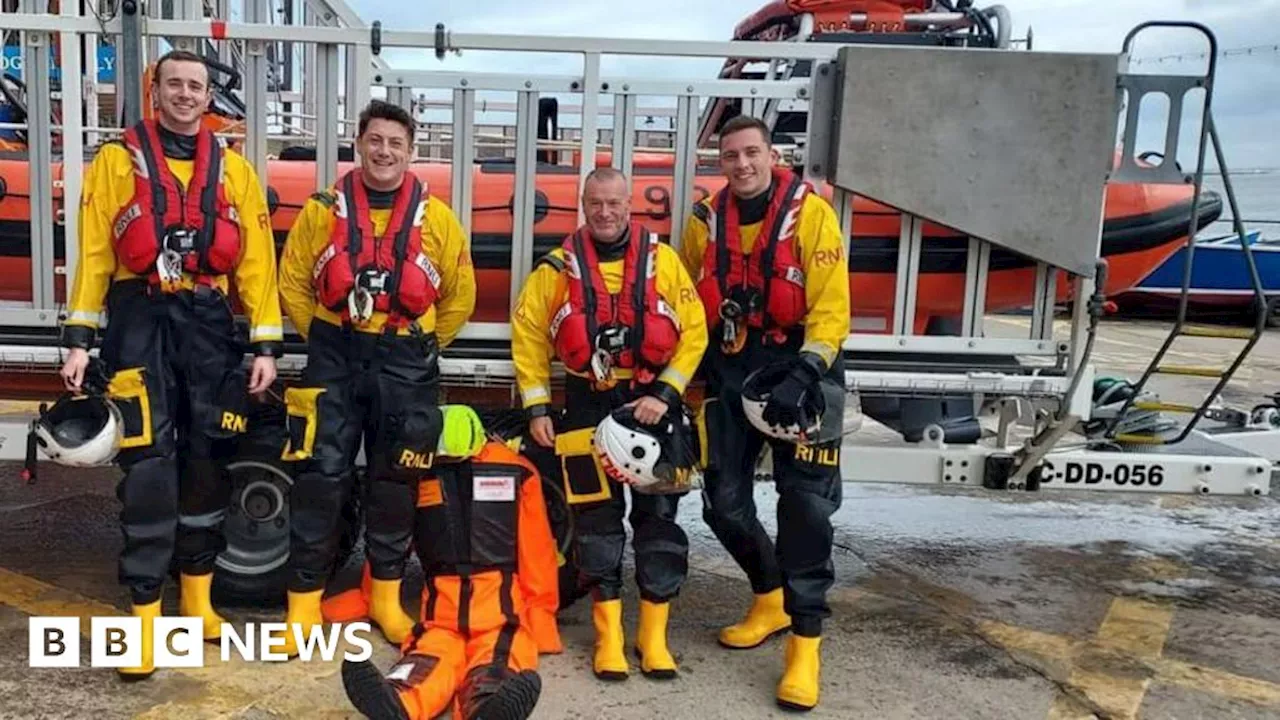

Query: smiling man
[[57, 49, 283, 680], [511, 167, 707, 682], [275, 99, 475, 656], [678, 114, 850, 712]]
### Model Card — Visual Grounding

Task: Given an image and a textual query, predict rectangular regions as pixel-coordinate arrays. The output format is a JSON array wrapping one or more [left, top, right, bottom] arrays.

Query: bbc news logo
[[29, 617, 375, 667]]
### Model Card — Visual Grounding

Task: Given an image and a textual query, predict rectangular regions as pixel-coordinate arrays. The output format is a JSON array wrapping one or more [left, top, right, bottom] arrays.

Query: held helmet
[[437, 404, 487, 459], [741, 360, 862, 444], [30, 393, 123, 467], [593, 405, 702, 494]]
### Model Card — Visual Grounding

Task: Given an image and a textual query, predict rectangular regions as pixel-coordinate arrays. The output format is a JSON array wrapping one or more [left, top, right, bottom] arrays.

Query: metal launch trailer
[[0, 0, 1276, 598]]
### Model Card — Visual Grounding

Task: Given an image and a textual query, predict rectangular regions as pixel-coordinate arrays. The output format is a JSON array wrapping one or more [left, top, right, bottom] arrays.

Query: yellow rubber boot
[[368, 578, 415, 645], [635, 600, 677, 680], [278, 589, 324, 658], [118, 600, 161, 681], [178, 572, 226, 642], [776, 635, 822, 712], [591, 599, 628, 681], [718, 588, 791, 649]]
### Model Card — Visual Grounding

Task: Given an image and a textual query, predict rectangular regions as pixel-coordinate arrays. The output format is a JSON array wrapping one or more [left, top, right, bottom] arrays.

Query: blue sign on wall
[[0, 45, 116, 83]]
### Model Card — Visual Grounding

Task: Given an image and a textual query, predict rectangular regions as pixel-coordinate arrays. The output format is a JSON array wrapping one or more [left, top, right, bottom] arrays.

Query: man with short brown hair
[[59, 49, 282, 680], [679, 113, 850, 711], [276, 98, 476, 656]]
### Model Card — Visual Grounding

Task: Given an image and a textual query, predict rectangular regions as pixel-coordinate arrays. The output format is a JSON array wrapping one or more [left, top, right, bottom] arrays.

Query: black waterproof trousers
[[551, 375, 689, 603], [100, 280, 247, 605], [285, 318, 440, 593], [699, 330, 844, 637]]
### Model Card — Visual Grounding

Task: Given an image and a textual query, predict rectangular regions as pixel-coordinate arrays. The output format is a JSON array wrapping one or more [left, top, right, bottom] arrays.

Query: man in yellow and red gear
[[341, 404, 561, 720], [679, 114, 850, 712], [511, 166, 707, 682], [57, 50, 283, 680], [276, 99, 476, 655]]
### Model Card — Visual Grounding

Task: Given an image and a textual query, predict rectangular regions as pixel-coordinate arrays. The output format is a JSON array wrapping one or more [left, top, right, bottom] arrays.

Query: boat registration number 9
[[1039, 461, 1165, 487]]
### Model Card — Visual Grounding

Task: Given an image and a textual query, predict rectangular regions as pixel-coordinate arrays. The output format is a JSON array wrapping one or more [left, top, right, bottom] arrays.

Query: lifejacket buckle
[[164, 226, 197, 255], [719, 297, 744, 321], [595, 325, 629, 354], [356, 268, 391, 296], [348, 287, 376, 325]]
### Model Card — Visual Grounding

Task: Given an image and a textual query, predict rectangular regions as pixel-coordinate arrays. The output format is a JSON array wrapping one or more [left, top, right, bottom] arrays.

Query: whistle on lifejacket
[[349, 268, 391, 325], [590, 348, 617, 389], [719, 298, 747, 355], [348, 287, 376, 325], [157, 247, 185, 293]]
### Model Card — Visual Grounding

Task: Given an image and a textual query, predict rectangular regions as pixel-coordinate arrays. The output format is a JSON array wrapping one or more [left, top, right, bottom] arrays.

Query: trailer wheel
[[1266, 297, 1280, 329], [212, 459, 294, 605]]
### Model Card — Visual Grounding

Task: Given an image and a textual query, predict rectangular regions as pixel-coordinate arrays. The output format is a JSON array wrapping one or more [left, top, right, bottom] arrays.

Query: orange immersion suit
[[342, 440, 562, 720]]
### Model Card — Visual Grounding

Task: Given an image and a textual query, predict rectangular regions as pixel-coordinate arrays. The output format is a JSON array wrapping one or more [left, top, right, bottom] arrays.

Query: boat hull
[[0, 155, 1222, 333], [1117, 231, 1280, 309]]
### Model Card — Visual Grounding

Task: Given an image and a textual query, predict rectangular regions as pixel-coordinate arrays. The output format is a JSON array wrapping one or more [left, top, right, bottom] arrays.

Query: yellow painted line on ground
[[1154, 658, 1280, 707], [976, 619, 1075, 663], [1093, 597, 1174, 659], [1047, 597, 1174, 720], [0, 565, 353, 719], [0, 400, 44, 416], [0, 566, 123, 628]]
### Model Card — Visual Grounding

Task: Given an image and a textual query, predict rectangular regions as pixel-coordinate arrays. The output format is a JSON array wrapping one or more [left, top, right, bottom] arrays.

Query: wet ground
[[1, 316, 1279, 719]]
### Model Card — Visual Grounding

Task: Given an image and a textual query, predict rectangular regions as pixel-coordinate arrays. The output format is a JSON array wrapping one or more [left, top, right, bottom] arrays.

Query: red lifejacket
[[111, 119, 242, 283], [695, 166, 811, 334], [312, 170, 442, 327], [550, 223, 681, 381]]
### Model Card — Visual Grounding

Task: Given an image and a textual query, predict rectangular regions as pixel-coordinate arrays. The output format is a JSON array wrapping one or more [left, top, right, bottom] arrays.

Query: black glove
[[761, 353, 826, 428]]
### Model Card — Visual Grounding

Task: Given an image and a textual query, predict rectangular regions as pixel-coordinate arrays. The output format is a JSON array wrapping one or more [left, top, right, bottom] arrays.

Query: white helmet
[[741, 360, 862, 444], [593, 406, 702, 494], [30, 393, 123, 467]]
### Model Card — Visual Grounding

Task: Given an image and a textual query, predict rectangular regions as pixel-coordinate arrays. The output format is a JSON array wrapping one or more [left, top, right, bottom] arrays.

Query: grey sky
[[348, 0, 1280, 168]]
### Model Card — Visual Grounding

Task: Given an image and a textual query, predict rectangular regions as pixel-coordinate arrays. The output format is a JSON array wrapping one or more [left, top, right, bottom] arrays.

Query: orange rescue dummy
[[341, 405, 562, 720]]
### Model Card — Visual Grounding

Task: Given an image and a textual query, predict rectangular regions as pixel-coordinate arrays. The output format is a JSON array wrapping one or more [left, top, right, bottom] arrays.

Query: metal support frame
[[120, 0, 143, 128], [510, 90, 540, 311], [347, 40, 372, 141], [313, 42, 339, 190], [23, 0, 55, 310], [892, 214, 924, 334], [3, 8, 1277, 500], [842, 336, 1064, 357], [802, 60, 836, 186], [835, 437, 1271, 497], [1030, 262, 1058, 341], [145, 0, 161, 69], [611, 92, 637, 178], [961, 238, 991, 336], [300, 1, 318, 135], [577, 52, 600, 225], [172, 0, 201, 52], [242, 0, 270, 185], [386, 86, 412, 113], [450, 88, 476, 239], [59, 0, 85, 298], [83, 0, 101, 149], [669, 95, 699, 250]]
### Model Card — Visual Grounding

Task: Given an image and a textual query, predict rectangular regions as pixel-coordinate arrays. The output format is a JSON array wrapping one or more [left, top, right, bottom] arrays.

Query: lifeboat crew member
[[276, 99, 476, 655], [678, 114, 851, 712], [57, 49, 283, 680], [341, 404, 561, 720], [511, 166, 708, 682]]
